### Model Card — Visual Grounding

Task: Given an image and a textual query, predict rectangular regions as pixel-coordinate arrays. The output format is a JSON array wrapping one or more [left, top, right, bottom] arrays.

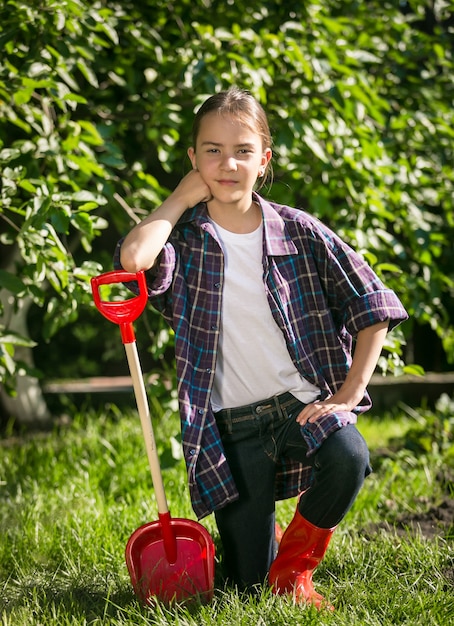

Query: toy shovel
[[91, 269, 215, 604]]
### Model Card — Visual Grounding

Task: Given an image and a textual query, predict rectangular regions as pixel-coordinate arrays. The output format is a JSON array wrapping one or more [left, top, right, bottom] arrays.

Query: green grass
[[1, 403, 453, 625]]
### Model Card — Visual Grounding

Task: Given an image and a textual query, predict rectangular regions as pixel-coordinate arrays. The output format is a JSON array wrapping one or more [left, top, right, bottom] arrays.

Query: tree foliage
[[0, 0, 453, 403]]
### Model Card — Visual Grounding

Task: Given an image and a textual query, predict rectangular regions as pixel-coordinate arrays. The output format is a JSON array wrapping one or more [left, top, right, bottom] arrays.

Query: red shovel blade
[[125, 516, 215, 605]]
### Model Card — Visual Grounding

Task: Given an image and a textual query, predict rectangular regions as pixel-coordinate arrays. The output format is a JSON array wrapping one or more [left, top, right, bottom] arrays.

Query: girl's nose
[[221, 155, 237, 171]]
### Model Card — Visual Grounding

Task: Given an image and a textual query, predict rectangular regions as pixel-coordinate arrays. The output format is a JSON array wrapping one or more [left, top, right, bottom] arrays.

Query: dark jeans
[[214, 392, 371, 589]]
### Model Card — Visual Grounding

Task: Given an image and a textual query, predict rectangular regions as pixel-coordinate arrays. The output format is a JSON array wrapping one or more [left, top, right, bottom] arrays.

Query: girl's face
[[188, 112, 272, 210]]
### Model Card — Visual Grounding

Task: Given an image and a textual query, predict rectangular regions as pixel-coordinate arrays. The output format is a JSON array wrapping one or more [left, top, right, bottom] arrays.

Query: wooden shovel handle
[[92, 270, 177, 559], [124, 341, 170, 518]]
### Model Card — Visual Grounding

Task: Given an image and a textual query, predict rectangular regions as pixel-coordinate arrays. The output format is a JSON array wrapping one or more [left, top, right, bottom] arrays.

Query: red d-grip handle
[[91, 270, 147, 344]]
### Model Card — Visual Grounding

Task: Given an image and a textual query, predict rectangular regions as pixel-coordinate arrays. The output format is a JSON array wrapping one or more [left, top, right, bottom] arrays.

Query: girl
[[115, 87, 408, 609]]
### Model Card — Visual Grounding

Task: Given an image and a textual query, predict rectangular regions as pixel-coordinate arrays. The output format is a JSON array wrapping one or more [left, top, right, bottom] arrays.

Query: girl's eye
[[205, 148, 253, 156]]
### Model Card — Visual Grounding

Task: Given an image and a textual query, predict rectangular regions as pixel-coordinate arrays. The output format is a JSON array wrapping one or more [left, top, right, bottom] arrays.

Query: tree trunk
[[0, 255, 51, 427]]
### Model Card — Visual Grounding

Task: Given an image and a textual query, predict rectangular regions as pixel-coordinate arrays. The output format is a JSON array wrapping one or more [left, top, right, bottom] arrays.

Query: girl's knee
[[318, 425, 370, 476]]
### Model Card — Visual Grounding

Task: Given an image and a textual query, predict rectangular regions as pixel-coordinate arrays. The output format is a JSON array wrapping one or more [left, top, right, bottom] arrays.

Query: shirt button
[[198, 408, 204, 415], [214, 282, 221, 288], [206, 368, 212, 373], [189, 449, 196, 456], [211, 325, 218, 330]]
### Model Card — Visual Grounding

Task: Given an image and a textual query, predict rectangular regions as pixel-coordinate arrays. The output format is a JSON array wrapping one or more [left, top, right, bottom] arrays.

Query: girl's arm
[[296, 320, 389, 425], [120, 170, 211, 273]]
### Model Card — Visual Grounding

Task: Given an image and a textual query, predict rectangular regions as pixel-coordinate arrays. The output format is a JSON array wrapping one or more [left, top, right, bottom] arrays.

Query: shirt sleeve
[[113, 238, 176, 298], [345, 289, 408, 334], [300, 410, 357, 456], [312, 229, 408, 335]]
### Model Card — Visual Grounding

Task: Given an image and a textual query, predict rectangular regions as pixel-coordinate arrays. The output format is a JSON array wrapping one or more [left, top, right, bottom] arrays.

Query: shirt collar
[[253, 192, 298, 257], [179, 202, 211, 226], [179, 194, 298, 257]]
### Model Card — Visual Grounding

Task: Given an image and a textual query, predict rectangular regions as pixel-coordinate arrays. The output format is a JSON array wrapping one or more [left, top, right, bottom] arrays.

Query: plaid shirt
[[115, 193, 408, 519]]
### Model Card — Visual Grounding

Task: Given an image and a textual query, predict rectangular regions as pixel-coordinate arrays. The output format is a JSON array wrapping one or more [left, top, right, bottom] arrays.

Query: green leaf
[[303, 130, 329, 163], [402, 364, 425, 377], [18, 179, 38, 193], [71, 212, 94, 236], [51, 211, 70, 234], [76, 59, 99, 88], [0, 148, 21, 162], [72, 190, 107, 205], [375, 263, 404, 274], [0, 270, 27, 294], [62, 93, 88, 105], [0, 329, 37, 348], [97, 20, 119, 45]]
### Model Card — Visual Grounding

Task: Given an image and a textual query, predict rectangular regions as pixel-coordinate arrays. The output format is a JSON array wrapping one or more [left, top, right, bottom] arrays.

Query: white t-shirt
[[211, 220, 320, 411]]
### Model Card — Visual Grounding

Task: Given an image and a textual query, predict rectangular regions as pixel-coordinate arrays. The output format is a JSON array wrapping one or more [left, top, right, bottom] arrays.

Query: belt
[[214, 391, 303, 424]]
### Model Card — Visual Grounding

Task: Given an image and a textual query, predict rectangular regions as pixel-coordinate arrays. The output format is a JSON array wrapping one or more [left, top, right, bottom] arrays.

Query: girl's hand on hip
[[295, 393, 357, 426], [296, 376, 368, 425]]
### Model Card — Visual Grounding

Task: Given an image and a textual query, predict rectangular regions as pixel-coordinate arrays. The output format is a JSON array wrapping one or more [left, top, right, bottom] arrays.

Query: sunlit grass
[[1, 404, 452, 625], [356, 411, 414, 449]]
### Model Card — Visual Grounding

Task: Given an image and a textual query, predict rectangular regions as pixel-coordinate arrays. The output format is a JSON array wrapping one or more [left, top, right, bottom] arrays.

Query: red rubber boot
[[269, 507, 336, 611]]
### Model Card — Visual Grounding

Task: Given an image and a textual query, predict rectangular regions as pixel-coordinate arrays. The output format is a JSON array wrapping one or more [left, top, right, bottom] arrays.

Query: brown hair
[[191, 87, 273, 189]]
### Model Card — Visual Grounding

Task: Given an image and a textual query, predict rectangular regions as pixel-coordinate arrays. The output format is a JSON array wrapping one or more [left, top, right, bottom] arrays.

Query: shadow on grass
[[0, 580, 139, 621], [1, 577, 223, 623]]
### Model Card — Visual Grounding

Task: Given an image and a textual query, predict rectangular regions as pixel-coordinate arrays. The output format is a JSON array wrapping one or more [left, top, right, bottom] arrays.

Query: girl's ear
[[188, 147, 197, 169], [258, 148, 272, 177], [262, 148, 272, 167]]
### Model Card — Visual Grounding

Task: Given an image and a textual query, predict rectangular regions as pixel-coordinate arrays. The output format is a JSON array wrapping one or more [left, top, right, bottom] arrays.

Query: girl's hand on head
[[119, 168, 212, 274], [172, 169, 212, 208]]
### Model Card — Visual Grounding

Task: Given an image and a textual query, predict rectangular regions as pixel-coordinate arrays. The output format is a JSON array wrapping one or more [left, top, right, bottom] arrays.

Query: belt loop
[[276, 395, 285, 420], [226, 408, 233, 434], [216, 408, 233, 434]]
